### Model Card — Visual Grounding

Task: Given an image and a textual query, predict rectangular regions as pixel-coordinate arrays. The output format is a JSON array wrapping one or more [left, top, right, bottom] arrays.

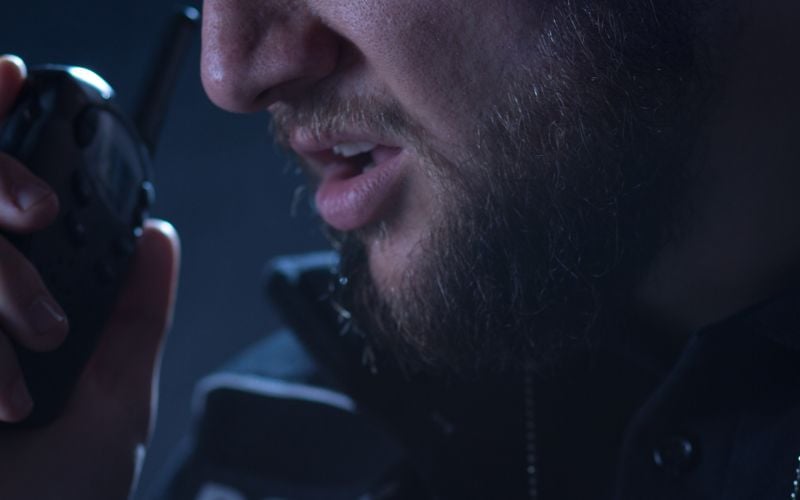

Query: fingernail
[[0, 54, 27, 79], [9, 375, 33, 418], [28, 295, 67, 336], [13, 181, 54, 211]]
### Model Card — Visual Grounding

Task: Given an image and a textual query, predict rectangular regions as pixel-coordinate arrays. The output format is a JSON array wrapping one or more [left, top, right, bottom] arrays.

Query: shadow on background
[[0, 2, 327, 496]]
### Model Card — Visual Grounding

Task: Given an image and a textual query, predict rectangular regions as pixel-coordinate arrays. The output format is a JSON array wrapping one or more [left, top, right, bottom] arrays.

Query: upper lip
[[289, 127, 402, 176]]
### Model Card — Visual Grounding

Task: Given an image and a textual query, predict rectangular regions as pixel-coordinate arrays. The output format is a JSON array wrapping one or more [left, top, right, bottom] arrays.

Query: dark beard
[[324, 0, 710, 377]]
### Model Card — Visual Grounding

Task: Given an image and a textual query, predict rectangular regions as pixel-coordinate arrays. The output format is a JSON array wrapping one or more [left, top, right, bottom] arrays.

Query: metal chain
[[790, 455, 800, 500], [523, 365, 539, 500]]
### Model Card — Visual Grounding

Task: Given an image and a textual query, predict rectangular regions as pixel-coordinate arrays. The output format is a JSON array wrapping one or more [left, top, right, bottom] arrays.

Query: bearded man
[[0, 0, 799, 498]]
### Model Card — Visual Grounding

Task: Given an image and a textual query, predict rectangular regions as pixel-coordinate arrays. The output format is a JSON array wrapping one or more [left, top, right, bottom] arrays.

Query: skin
[[202, 0, 800, 337], [201, 0, 546, 291], [0, 0, 798, 497], [0, 56, 180, 498]]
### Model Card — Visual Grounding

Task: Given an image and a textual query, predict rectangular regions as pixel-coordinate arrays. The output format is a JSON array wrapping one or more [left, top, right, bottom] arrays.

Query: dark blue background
[[0, 2, 326, 495]]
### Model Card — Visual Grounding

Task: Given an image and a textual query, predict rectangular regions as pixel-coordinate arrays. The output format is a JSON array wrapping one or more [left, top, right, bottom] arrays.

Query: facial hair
[[272, 0, 710, 377]]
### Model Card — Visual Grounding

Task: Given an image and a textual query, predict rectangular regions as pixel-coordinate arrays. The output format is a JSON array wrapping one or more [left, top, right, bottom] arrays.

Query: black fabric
[[617, 296, 800, 499], [149, 330, 408, 500], [152, 254, 800, 499]]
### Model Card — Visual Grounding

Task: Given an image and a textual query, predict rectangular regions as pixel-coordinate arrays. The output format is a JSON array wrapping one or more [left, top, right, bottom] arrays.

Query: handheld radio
[[0, 7, 199, 426]]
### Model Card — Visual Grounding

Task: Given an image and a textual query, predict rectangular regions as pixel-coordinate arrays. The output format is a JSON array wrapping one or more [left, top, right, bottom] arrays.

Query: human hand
[[0, 54, 181, 499], [0, 54, 68, 422]]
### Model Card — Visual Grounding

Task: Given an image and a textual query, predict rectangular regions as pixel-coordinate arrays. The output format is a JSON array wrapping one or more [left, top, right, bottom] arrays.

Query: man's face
[[202, 0, 705, 374]]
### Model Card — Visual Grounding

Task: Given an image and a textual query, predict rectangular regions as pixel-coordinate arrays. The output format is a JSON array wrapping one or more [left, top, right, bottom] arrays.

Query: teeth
[[362, 162, 376, 172], [332, 142, 377, 158]]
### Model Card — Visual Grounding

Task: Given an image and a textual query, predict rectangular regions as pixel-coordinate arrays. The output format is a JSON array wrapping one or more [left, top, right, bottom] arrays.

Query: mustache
[[268, 92, 424, 150]]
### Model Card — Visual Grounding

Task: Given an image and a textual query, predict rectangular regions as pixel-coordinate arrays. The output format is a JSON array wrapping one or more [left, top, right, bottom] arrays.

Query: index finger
[[0, 55, 27, 121]]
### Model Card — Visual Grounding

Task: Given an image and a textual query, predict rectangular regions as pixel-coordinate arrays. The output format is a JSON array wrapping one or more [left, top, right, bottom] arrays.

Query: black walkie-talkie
[[0, 6, 199, 426]]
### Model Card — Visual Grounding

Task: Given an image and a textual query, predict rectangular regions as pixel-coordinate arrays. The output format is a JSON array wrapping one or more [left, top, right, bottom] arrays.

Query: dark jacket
[[153, 252, 800, 499]]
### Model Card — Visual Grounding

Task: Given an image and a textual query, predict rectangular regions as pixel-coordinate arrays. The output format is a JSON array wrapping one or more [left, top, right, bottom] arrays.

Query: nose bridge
[[201, 0, 339, 112]]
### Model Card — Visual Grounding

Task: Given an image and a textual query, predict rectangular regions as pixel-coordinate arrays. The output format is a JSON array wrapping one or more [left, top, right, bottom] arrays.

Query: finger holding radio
[[0, 234, 68, 351], [0, 55, 60, 232], [0, 55, 26, 119], [0, 229, 66, 422], [0, 331, 31, 422], [0, 221, 179, 498], [0, 57, 64, 343]]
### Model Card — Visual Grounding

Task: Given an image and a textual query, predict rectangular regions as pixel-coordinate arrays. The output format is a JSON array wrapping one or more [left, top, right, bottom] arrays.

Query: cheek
[[320, 0, 532, 144], [363, 160, 440, 287]]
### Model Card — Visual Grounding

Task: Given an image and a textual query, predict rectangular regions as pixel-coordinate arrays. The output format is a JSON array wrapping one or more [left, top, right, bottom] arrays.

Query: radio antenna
[[135, 6, 199, 156]]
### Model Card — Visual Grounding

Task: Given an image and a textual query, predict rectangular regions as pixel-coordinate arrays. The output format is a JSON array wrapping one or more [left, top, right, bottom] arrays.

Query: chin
[[359, 220, 425, 293]]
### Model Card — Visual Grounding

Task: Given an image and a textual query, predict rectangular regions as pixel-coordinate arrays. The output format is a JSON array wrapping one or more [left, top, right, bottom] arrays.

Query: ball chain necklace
[[523, 364, 539, 500]]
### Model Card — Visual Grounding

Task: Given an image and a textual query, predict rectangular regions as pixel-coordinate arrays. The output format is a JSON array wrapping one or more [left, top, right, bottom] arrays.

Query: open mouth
[[289, 131, 406, 231], [308, 139, 405, 186], [324, 141, 403, 182], [332, 141, 378, 173]]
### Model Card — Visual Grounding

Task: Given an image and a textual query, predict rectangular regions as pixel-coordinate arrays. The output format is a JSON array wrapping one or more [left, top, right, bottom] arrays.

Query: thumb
[[73, 219, 180, 436], [20, 220, 180, 500]]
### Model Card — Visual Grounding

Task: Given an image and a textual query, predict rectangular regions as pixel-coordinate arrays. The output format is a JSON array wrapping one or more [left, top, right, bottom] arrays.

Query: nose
[[201, 0, 342, 112]]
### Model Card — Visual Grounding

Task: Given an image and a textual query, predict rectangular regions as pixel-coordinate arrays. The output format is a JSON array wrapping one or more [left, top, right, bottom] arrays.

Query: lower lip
[[315, 147, 405, 231]]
